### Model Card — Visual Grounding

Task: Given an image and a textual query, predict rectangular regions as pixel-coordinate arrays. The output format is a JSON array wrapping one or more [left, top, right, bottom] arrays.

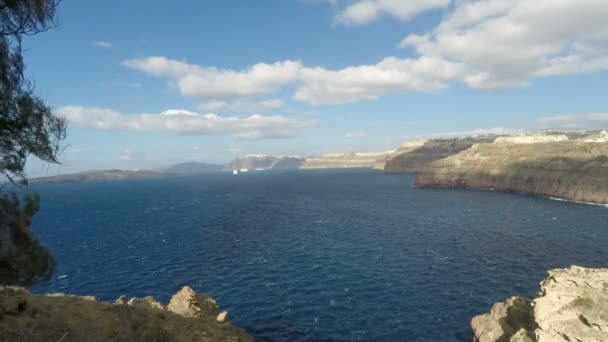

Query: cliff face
[[415, 138, 608, 204], [384, 137, 496, 174], [226, 155, 304, 170], [300, 151, 394, 170], [0, 286, 252, 342], [472, 266, 608, 342]]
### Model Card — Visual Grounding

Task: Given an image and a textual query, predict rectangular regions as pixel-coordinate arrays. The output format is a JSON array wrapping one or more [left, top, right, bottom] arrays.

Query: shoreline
[[414, 184, 608, 208]]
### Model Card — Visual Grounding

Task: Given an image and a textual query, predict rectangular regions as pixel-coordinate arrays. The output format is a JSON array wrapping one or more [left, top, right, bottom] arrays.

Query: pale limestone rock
[[114, 295, 127, 305], [533, 266, 608, 341], [46, 293, 66, 297], [472, 266, 608, 342], [167, 286, 220, 319], [46, 293, 95, 301], [127, 296, 164, 310], [471, 297, 533, 342], [217, 311, 229, 323], [511, 329, 534, 342], [168, 286, 201, 318]]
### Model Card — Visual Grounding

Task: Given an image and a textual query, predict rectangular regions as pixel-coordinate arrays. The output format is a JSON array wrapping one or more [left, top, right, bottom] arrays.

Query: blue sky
[[22, 0, 608, 175]]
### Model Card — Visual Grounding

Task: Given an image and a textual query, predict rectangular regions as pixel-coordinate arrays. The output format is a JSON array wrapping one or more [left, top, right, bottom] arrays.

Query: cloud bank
[[198, 99, 283, 113], [122, 1, 608, 106], [58, 106, 317, 140]]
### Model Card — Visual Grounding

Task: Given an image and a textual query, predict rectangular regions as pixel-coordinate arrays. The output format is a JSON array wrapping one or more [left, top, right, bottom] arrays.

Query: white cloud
[[345, 131, 369, 140], [92, 40, 113, 49], [123, 57, 302, 100], [123, 1, 608, 106], [538, 113, 608, 131], [58, 106, 316, 140], [295, 56, 465, 105], [124, 56, 465, 106], [334, 0, 450, 26], [198, 99, 283, 113], [400, 0, 608, 89]]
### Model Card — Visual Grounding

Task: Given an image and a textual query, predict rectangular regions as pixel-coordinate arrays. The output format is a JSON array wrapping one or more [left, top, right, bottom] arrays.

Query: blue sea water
[[30, 169, 608, 341]]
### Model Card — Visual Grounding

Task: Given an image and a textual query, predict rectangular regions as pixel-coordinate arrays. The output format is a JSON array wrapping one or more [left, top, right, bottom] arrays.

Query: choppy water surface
[[31, 170, 608, 341]]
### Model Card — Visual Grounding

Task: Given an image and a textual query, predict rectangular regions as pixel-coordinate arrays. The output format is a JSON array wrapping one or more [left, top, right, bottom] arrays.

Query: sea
[[30, 169, 608, 341]]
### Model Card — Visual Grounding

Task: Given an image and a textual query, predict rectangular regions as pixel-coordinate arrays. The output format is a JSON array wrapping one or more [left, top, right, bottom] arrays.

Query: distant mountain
[[30, 169, 171, 184], [162, 162, 224, 174], [226, 155, 304, 171]]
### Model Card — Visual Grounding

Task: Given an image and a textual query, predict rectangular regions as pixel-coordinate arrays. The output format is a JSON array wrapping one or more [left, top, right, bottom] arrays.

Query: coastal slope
[[415, 133, 608, 205], [0, 286, 252, 342], [384, 137, 496, 174]]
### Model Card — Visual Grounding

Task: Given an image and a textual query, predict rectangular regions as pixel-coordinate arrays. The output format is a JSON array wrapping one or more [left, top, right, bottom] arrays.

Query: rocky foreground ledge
[[0, 285, 252, 342], [473, 266, 608, 342]]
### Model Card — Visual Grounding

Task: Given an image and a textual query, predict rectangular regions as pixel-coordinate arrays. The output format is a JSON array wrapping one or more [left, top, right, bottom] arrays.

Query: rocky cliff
[[0, 285, 252, 342], [300, 151, 394, 170], [415, 134, 608, 204], [384, 137, 496, 174], [472, 266, 608, 342]]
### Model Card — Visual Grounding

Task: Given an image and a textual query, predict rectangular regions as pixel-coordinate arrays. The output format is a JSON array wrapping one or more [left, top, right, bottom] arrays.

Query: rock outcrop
[[167, 286, 219, 318], [472, 266, 608, 342], [384, 137, 496, 174], [415, 137, 608, 204], [300, 151, 394, 170], [0, 286, 252, 342]]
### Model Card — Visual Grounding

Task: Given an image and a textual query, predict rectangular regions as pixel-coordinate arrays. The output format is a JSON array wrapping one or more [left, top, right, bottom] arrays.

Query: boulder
[[167, 286, 200, 317], [217, 311, 229, 323], [167, 286, 219, 318]]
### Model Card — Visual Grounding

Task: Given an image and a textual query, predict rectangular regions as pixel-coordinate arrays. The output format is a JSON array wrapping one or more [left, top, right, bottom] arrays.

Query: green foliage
[[0, 192, 54, 286], [1, 0, 65, 186], [0, 0, 62, 286]]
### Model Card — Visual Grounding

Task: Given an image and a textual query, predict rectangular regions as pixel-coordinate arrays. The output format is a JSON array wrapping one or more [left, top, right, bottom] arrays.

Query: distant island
[[31, 130, 608, 205], [29, 169, 172, 184]]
